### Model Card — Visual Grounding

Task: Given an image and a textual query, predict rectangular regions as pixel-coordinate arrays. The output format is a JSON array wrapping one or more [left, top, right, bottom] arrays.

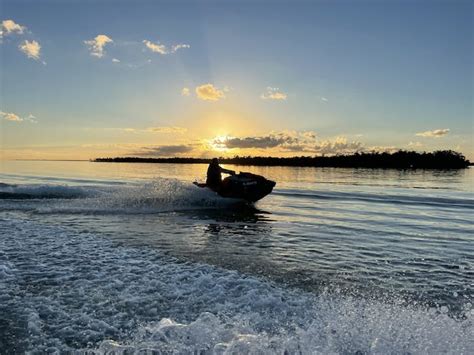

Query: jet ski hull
[[217, 172, 276, 202]]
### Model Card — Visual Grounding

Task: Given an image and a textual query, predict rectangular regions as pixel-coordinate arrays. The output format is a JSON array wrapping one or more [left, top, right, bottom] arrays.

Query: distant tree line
[[93, 150, 470, 169]]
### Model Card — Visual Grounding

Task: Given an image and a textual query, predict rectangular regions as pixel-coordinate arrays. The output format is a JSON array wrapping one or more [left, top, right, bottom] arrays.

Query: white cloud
[[261, 87, 287, 100], [320, 97, 329, 102], [415, 128, 450, 138], [25, 114, 38, 123], [195, 84, 225, 101], [18, 40, 41, 60], [1, 19, 26, 37], [0, 110, 37, 123], [143, 40, 190, 55], [181, 87, 190, 96], [112, 58, 120, 63], [143, 39, 167, 54], [0, 111, 22, 121], [171, 43, 190, 53], [84, 34, 113, 58]]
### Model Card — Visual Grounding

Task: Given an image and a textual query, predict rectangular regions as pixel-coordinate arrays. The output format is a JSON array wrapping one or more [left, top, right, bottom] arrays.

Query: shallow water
[[0, 161, 473, 353]]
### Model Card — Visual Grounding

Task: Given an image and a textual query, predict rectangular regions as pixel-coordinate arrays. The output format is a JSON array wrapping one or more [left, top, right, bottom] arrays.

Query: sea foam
[[0, 217, 472, 354]]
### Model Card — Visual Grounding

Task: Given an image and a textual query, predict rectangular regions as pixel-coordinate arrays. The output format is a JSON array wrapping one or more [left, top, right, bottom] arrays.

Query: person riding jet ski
[[194, 158, 276, 202], [206, 158, 235, 192]]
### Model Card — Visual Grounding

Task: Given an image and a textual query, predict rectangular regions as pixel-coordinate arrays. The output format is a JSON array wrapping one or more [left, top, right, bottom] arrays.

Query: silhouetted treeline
[[93, 150, 470, 169]]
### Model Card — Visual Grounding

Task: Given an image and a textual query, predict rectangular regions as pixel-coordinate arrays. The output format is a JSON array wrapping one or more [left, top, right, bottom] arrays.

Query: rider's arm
[[220, 167, 236, 175]]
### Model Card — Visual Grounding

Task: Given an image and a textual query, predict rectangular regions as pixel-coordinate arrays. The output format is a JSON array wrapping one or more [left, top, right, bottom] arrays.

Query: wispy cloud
[[181, 87, 190, 96], [261, 87, 287, 100], [146, 126, 187, 134], [143, 40, 190, 55], [18, 40, 42, 61], [84, 34, 113, 58], [1, 19, 26, 38], [408, 141, 423, 148], [320, 97, 329, 102], [136, 144, 194, 157], [112, 58, 120, 63], [117, 126, 187, 134], [415, 128, 450, 138], [171, 43, 190, 53], [1, 110, 37, 123], [196, 84, 225, 101]]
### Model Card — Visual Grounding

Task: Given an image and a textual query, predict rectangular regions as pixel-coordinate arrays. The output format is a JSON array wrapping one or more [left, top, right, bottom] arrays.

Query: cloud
[[0, 110, 37, 123], [84, 34, 113, 58], [112, 58, 120, 63], [143, 40, 190, 55], [408, 141, 423, 148], [25, 114, 38, 123], [320, 97, 329, 102], [415, 128, 450, 138], [366, 145, 399, 154], [137, 145, 194, 157], [212, 131, 316, 150], [216, 135, 290, 149], [18, 40, 41, 60], [117, 126, 187, 134], [181, 87, 190, 96], [1, 19, 26, 37], [143, 39, 167, 54], [261, 87, 287, 100], [171, 43, 190, 53], [195, 84, 225, 101], [211, 132, 368, 156], [0, 111, 22, 121], [146, 126, 187, 134], [312, 137, 363, 155]]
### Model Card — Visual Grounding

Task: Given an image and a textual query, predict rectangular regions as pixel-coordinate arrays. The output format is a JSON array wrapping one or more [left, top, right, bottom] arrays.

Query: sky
[[0, 0, 472, 160]]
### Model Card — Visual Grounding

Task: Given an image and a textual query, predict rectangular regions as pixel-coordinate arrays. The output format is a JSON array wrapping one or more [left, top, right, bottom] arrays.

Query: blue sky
[[1, 0, 472, 159]]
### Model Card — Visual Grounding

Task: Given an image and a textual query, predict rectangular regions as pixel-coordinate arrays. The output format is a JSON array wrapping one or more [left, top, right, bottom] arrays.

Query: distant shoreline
[[93, 150, 470, 169]]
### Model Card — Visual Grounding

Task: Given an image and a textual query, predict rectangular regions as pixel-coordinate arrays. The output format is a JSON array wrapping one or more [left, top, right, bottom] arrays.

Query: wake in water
[[0, 218, 472, 354], [0, 178, 246, 214]]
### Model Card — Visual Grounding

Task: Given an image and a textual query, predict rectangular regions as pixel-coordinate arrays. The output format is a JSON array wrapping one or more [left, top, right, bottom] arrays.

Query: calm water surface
[[0, 161, 472, 353]]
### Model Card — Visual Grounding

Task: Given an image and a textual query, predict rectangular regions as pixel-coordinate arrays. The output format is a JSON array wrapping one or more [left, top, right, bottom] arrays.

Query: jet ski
[[194, 172, 276, 202]]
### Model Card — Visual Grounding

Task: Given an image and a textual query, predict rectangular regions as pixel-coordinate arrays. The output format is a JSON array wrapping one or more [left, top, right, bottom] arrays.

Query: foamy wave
[[0, 183, 101, 199], [96, 303, 473, 354], [0, 178, 244, 214], [1, 218, 472, 354]]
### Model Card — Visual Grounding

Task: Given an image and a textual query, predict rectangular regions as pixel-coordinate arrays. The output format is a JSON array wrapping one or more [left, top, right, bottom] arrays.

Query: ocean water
[[0, 160, 472, 354]]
